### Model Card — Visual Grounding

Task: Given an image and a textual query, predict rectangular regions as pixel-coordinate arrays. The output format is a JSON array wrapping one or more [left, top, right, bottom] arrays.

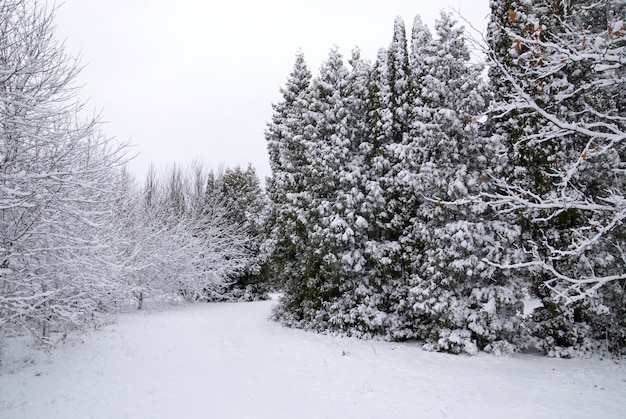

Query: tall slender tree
[[361, 18, 418, 338], [303, 47, 352, 324], [265, 53, 318, 323]]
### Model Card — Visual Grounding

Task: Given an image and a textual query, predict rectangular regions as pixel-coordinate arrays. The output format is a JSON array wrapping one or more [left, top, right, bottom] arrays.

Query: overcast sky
[[54, 0, 491, 182]]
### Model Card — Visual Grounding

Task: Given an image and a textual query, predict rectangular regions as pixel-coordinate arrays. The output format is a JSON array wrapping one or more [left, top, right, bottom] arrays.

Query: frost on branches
[[485, 0, 625, 355], [115, 163, 262, 308], [203, 164, 270, 301]]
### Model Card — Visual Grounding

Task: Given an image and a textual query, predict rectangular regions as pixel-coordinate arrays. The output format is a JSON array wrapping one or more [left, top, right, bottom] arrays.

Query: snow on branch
[[479, 0, 626, 304]]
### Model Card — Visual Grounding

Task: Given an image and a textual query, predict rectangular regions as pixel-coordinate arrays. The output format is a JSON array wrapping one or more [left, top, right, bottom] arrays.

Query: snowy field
[[0, 298, 624, 419]]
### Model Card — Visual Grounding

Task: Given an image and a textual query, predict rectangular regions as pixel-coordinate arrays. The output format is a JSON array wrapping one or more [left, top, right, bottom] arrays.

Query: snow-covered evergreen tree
[[272, 48, 371, 330], [393, 13, 523, 354], [322, 49, 393, 337], [265, 53, 318, 321], [202, 164, 269, 300], [266, 9, 624, 357], [409, 15, 433, 90], [294, 47, 352, 327], [355, 17, 419, 339]]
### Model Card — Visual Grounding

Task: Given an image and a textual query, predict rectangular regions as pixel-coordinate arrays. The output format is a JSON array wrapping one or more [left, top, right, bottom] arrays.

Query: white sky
[[54, 0, 491, 182]]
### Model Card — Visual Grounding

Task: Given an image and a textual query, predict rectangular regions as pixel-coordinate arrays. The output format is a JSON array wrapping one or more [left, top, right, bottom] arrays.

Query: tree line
[[265, 1, 625, 357], [0, 0, 267, 351]]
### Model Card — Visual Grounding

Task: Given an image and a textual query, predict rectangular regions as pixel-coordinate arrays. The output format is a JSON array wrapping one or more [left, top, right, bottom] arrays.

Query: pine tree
[[273, 48, 368, 331], [304, 48, 357, 329], [388, 17, 413, 143], [324, 49, 391, 337], [209, 164, 269, 300], [409, 15, 432, 88]]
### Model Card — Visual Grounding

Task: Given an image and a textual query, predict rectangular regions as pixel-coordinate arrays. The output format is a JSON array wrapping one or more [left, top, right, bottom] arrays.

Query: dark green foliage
[[265, 3, 625, 357], [202, 165, 270, 301], [267, 16, 523, 352]]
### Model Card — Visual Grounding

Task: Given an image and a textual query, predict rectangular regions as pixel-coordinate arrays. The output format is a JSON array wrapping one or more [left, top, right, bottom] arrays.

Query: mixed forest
[[0, 0, 269, 352], [1, 0, 624, 360]]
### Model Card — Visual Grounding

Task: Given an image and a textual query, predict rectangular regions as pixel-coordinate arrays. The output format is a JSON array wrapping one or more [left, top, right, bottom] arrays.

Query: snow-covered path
[[0, 299, 624, 419]]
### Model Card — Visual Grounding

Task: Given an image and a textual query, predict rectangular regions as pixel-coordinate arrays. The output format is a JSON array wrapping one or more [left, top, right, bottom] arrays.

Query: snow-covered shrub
[[484, 340, 515, 357], [527, 286, 626, 358], [423, 329, 478, 356]]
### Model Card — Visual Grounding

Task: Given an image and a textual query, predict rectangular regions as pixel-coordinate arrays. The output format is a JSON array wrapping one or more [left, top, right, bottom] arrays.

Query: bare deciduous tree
[[483, 0, 625, 304], [0, 0, 128, 341]]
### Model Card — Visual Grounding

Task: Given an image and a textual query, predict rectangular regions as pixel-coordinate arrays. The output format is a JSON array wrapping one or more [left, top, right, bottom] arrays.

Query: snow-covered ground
[[1, 298, 624, 419]]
